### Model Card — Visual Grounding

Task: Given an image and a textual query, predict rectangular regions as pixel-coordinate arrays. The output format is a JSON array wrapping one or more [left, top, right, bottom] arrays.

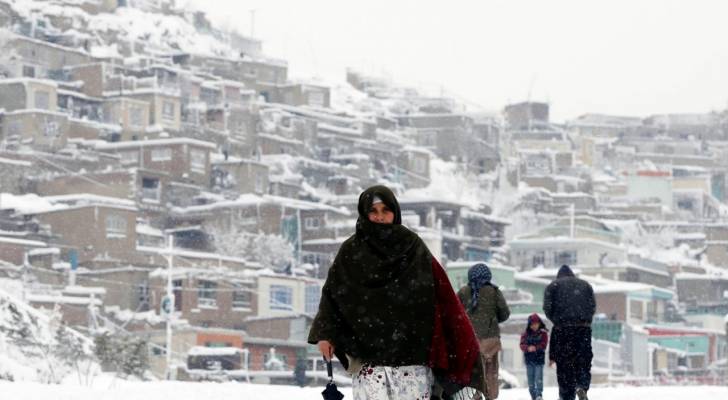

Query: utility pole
[[164, 233, 175, 380], [570, 203, 576, 238]]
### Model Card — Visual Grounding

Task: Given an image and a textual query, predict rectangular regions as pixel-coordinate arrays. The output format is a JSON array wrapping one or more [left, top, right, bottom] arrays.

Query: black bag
[[321, 358, 344, 400]]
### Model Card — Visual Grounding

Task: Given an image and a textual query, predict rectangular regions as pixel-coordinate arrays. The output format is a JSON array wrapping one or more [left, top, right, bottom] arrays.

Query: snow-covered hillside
[[2, 0, 265, 59]]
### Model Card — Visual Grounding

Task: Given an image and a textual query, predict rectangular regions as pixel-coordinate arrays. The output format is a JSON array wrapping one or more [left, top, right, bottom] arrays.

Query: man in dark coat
[[543, 265, 596, 400]]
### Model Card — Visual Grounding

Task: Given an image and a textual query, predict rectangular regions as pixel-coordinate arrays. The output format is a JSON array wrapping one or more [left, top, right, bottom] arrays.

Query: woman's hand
[[318, 340, 335, 361]]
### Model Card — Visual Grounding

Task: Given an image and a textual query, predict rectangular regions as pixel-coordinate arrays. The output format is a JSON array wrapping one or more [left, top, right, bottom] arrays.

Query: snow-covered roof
[[188, 346, 242, 356], [3, 109, 70, 118], [514, 273, 551, 285], [302, 237, 348, 246], [611, 262, 670, 277], [46, 194, 136, 208], [262, 103, 361, 125], [136, 224, 164, 237], [57, 89, 103, 102], [27, 294, 102, 306], [460, 209, 511, 225], [0, 236, 48, 248], [244, 313, 313, 323], [0, 77, 59, 88], [551, 192, 595, 199], [137, 246, 255, 267], [105, 305, 165, 325], [27, 247, 60, 256], [0, 193, 67, 214], [95, 138, 217, 150], [63, 285, 106, 296], [675, 272, 728, 282], [257, 133, 304, 146], [0, 156, 32, 167], [509, 236, 625, 252], [446, 260, 516, 273], [3, 193, 137, 215], [330, 153, 371, 162], [318, 122, 362, 137], [172, 194, 350, 216]]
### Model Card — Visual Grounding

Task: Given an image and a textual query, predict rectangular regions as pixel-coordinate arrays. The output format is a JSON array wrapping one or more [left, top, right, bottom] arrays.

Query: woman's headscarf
[[467, 263, 493, 313]]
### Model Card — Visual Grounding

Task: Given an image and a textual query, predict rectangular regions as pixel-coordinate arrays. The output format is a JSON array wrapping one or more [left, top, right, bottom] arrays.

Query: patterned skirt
[[353, 364, 434, 400]]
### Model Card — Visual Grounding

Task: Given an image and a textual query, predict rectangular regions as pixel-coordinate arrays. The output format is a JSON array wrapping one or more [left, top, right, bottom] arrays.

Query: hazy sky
[[183, 0, 728, 121]]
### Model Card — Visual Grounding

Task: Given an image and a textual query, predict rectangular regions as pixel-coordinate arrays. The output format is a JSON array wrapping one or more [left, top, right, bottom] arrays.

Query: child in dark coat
[[520, 313, 548, 400]]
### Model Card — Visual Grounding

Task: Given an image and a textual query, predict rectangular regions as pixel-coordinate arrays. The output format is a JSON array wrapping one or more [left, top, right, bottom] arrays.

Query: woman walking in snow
[[519, 314, 548, 400], [308, 185, 486, 400], [457, 263, 510, 400]]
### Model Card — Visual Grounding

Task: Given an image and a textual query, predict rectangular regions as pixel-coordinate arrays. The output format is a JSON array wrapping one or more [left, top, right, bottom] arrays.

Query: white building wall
[[626, 175, 673, 206]]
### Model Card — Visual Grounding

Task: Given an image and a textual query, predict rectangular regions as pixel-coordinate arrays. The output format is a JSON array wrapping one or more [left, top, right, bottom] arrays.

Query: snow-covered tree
[[209, 222, 294, 271], [54, 321, 95, 385], [93, 331, 149, 380]]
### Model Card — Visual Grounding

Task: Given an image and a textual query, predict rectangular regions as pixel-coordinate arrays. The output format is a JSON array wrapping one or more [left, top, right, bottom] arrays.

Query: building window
[[302, 253, 321, 265], [532, 252, 546, 268], [190, 149, 206, 172], [34, 91, 50, 110], [232, 284, 252, 309], [44, 121, 60, 137], [630, 300, 644, 320], [137, 283, 150, 309], [162, 100, 175, 121], [121, 150, 139, 165], [22, 65, 36, 78], [105, 214, 128, 238], [307, 91, 325, 107], [304, 217, 321, 230], [269, 285, 293, 311], [7, 120, 22, 136], [526, 157, 550, 173], [677, 199, 695, 211], [197, 280, 217, 308], [255, 173, 265, 193], [625, 271, 640, 282], [129, 105, 145, 128], [141, 177, 160, 202], [554, 250, 577, 266], [205, 341, 233, 348], [413, 157, 427, 174], [151, 147, 172, 161], [305, 284, 321, 314], [283, 91, 294, 105]]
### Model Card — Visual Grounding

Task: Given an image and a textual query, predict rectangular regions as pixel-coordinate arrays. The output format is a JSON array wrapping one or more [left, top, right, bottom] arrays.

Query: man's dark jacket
[[543, 265, 596, 326]]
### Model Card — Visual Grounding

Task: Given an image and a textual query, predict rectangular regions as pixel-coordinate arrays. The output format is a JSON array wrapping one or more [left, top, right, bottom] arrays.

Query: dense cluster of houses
[[0, 0, 727, 386]]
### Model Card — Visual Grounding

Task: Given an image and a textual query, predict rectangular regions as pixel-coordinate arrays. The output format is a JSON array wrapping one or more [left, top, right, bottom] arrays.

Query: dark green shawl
[[308, 186, 435, 366]]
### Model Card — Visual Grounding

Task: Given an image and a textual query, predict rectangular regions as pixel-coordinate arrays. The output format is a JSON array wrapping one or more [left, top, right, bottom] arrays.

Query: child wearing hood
[[520, 313, 548, 400]]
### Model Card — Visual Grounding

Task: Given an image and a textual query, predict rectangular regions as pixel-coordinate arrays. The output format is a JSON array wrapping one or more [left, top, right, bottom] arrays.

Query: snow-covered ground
[[0, 381, 726, 400]]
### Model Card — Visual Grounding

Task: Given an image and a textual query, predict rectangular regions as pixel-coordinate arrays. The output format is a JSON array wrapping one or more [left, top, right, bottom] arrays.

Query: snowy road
[[0, 381, 726, 400]]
